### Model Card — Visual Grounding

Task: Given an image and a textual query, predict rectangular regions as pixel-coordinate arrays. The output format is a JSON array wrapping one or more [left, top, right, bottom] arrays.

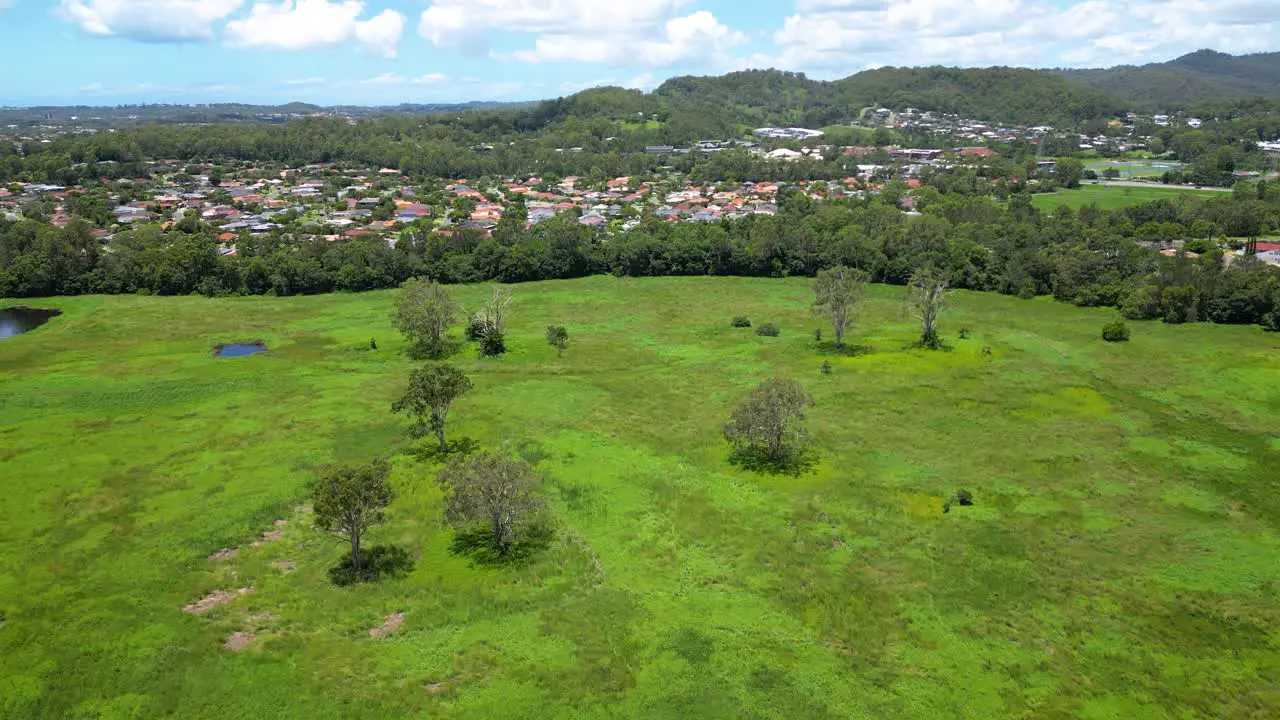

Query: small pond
[[0, 307, 62, 339], [214, 342, 268, 358]]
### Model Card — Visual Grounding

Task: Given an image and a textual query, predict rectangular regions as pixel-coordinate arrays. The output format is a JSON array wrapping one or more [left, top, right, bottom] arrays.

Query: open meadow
[[2, 276, 1279, 719], [1031, 183, 1227, 211]]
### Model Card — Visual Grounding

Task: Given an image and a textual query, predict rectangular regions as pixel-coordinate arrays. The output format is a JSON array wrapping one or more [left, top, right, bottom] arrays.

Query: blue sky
[[1, 0, 1279, 106]]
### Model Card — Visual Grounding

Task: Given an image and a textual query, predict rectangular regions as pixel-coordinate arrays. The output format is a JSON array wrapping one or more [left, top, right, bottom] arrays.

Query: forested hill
[[653, 67, 1124, 128], [1056, 50, 1280, 109]]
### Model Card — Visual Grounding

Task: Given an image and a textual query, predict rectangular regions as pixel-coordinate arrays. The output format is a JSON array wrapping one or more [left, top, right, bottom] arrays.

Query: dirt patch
[[247, 611, 274, 623], [223, 632, 255, 652], [424, 672, 472, 695], [369, 611, 404, 639], [183, 587, 253, 615], [273, 519, 288, 527], [262, 530, 285, 541], [271, 560, 296, 574], [208, 548, 239, 561]]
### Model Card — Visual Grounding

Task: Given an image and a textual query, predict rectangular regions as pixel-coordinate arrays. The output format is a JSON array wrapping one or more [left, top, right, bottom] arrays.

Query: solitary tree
[[813, 265, 867, 348], [391, 364, 473, 451], [312, 458, 395, 573], [475, 285, 513, 356], [392, 278, 459, 359], [437, 451, 544, 554], [724, 378, 814, 463], [545, 325, 568, 356], [907, 268, 951, 348], [1054, 158, 1085, 189]]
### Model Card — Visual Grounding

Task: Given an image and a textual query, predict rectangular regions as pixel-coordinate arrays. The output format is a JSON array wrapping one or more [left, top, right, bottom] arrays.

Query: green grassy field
[[1032, 183, 1226, 210], [2, 277, 1279, 719], [1081, 159, 1186, 179]]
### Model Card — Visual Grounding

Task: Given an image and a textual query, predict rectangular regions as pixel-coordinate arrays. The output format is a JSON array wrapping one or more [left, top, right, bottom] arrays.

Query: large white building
[[753, 127, 824, 140]]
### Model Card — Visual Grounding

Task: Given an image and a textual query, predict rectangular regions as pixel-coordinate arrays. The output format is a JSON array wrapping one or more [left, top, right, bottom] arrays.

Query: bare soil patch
[[271, 560, 296, 574], [369, 611, 404, 639], [424, 672, 472, 695], [223, 632, 255, 652], [208, 548, 239, 561], [183, 587, 253, 615], [262, 530, 284, 541]]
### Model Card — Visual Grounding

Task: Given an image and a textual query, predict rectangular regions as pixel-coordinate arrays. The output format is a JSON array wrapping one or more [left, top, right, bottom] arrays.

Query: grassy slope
[[1, 277, 1278, 719], [1031, 184, 1225, 211]]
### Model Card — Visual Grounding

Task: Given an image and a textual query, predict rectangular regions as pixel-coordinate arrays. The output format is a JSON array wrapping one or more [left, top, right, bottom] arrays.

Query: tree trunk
[[351, 529, 362, 571], [436, 425, 447, 453], [491, 512, 505, 553]]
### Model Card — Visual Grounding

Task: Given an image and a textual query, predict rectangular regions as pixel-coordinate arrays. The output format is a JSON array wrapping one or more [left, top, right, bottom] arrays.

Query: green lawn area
[[1032, 183, 1226, 210], [615, 119, 663, 131], [2, 277, 1279, 718], [1081, 159, 1185, 179]]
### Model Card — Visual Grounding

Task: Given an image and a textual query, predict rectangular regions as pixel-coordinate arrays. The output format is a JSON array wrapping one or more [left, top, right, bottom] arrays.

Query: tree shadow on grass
[[728, 446, 818, 477], [405, 436, 481, 463], [328, 545, 415, 586], [815, 341, 873, 357], [405, 338, 463, 362], [448, 523, 554, 568], [906, 337, 953, 352]]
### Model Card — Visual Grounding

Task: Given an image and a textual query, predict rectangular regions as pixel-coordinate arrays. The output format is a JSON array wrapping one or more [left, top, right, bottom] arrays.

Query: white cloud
[[419, 0, 744, 67], [58, 0, 243, 41], [224, 0, 404, 57], [363, 72, 447, 85], [510, 11, 745, 65], [766, 0, 1280, 74]]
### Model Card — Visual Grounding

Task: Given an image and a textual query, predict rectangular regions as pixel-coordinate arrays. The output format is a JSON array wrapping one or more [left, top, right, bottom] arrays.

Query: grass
[[1032, 183, 1226, 210], [1081, 159, 1186, 179], [2, 276, 1279, 719]]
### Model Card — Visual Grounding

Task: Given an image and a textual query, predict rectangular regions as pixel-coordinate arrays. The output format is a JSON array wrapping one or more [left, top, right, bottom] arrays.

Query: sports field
[[2, 277, 1278, 718], [1033, 183, 1226, 210], [1083, 159, 1185, 179]]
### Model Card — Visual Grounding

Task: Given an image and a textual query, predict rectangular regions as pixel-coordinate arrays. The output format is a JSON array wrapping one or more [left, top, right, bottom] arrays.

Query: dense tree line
[[5, 188, 1278, 329]]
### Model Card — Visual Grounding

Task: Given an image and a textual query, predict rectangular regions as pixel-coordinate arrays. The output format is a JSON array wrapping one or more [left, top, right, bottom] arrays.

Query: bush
[[955, 489, 973, 506], [958, 327, 970, 339], [731, 316, 751, 328], [1261, 313, 1280, 332], [820, 360, 832, 375], [464, 314, 486, 342], [813, 329, 822, 342], [756, 323, 780, 337], [479, 330, 506, 356], [1102, 320, 1130, 342]]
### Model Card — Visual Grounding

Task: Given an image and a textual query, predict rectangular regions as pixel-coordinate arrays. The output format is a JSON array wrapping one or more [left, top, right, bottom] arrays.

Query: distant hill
[[6, 49, 1279, 132], [1056, 50, 1280, 109], [653, 66, 1123, 128]]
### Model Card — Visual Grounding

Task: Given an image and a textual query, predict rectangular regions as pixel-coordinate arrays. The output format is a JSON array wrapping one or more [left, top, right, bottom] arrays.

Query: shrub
[[479, 330, 506, 356], [1102, 320, 1130, 342], [955, 489, 974, 506], [756, 323, 780, 337], [820, 360, 832, 375], [464, 313, 486, 342], [731, 316, 751, 328], [814, 329, 822, 342], [1261, 313, 1280, 332], [958, 327, 971, 339]]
